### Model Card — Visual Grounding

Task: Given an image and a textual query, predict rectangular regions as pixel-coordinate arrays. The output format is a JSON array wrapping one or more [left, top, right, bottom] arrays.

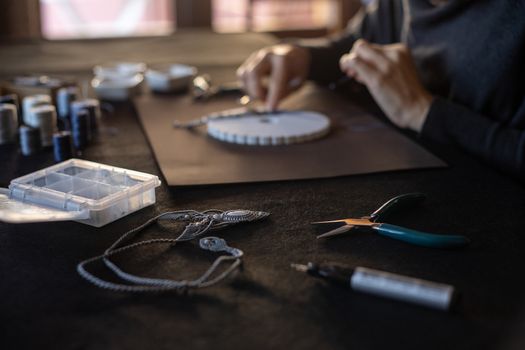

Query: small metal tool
[[172, 107, 310, 130], [192, 74, 243, 101], [313, 193, 470, 248], [172, 107, 267, 129]]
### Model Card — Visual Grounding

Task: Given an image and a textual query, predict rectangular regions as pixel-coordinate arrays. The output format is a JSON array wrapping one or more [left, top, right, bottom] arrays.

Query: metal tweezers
[[173, 107, 274, 129]]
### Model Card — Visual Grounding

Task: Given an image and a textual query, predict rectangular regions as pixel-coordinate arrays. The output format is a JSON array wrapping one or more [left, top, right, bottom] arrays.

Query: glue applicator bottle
[[291, 262, 458, 311]]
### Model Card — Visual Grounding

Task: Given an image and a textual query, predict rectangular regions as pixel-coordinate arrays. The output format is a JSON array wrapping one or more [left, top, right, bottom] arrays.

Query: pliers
[[312, 193, 470, 248]]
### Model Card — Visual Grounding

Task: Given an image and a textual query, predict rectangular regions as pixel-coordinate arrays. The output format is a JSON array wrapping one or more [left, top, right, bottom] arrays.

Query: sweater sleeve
[[422, 97, 525, 178], [300, 0, 404, 84]]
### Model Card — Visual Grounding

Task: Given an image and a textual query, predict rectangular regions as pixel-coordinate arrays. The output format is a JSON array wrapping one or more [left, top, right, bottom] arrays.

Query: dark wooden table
[[1, 32, 525, 350]]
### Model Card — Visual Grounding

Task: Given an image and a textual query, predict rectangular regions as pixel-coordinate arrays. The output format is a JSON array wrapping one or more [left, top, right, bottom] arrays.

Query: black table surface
[[1, 33, 525, 350]]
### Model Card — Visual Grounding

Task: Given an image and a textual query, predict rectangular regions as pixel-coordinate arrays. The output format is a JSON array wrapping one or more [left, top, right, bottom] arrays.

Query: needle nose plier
[[312, 193, 470, 248]]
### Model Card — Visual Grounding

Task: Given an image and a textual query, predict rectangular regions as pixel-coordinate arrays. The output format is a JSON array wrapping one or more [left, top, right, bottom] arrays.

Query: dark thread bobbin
[[0, 103, 18, 145], [53, 131, 74, 162], [19, 125, 42, 156], [71, 108, 91, 150], [71, 99, 100, 133], [56, 87, 80, 130], [0, 94, 21, 125]]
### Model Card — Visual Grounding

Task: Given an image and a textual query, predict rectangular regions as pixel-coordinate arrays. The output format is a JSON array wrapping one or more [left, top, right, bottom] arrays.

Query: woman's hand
[[339, 39, 432, 132], [237, 44, 311, 110]]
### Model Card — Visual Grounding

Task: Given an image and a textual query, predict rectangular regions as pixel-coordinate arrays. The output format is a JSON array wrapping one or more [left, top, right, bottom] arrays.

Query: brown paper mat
[[134, 84, 446, 186]]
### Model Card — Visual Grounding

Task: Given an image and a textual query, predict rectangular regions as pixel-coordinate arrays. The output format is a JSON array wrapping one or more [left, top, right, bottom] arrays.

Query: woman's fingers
[[237, 45, 310, 109], [238, 51, 271, 101], [340, 52, 380, 86], [340, 39, 392, 85], [353, 39, 390, 73], [339, 52, 355, 74], [266, 54, 290, 110], [340, 41, 432, 132]]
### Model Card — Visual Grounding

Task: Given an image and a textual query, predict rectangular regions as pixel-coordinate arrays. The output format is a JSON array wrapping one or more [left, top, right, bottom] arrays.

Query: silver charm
[[219, 210, 269, 223], [171, 209, 270, 241], [199, 236, 244, 258]]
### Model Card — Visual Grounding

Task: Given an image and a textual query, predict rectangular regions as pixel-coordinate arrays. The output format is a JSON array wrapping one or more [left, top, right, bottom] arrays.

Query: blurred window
[[212, 0, 339, 33], [40, 0, 344, 40], [40, 0, 175, 39]]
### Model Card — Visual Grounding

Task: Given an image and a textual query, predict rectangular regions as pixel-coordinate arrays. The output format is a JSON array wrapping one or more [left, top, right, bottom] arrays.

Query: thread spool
[[22, 95, 52, 125], [57, 86, 79, 120], [0, 94, 19, 108], [71, 108, 91, 150], [19, 125, 41, 155], [0, 94, 20, 124], [29, 104, 57, 147], [53, 131, 74, 162], [0, 104, 18, 145], [71, 99, 100, 132]]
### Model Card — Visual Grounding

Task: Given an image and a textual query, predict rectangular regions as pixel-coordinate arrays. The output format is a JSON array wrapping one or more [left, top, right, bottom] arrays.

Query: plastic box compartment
[[8, 159, 161, 227]]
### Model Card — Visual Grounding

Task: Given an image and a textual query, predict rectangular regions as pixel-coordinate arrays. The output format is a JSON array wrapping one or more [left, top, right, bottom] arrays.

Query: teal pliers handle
[[372, 223, 470, 248]]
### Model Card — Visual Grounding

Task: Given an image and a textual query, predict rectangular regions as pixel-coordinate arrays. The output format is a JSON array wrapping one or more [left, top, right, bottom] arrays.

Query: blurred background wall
[[0, 0, 42, 41], [0, 0, 362, 42]]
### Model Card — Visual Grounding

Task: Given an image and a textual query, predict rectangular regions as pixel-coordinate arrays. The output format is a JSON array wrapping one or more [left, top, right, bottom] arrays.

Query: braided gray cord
[[77, 209, 268, 293]]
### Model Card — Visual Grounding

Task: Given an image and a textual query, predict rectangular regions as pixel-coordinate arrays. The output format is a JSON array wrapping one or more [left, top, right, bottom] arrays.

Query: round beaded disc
[[207, 111, 330, 146]]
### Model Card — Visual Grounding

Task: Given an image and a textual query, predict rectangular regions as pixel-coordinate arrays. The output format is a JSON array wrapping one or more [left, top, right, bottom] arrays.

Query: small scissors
[[312, 193, 470, 248]]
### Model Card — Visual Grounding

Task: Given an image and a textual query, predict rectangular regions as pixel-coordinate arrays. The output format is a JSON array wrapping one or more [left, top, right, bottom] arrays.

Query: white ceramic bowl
[[91, 74, 144, 101], [93, 62, 147, 80], [145, 64, 197, 93]]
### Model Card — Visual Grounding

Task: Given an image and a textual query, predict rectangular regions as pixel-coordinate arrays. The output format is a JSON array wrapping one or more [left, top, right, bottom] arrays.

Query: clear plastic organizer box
[[0, 159, 161, 227]]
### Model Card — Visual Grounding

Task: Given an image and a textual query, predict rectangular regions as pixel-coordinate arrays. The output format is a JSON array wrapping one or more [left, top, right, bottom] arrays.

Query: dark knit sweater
[[304, 0, 525, 179]]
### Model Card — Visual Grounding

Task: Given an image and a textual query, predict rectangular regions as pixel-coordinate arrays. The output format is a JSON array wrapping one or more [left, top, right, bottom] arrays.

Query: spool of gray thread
[[71, 99, 100, 132], [0, 104, 18, 145], [19, 125, 42, 155], [57, 86, 79, 119], [22, 95, 52, 125], [0, 94, 20, 124], [29, 104, 57, 147]]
